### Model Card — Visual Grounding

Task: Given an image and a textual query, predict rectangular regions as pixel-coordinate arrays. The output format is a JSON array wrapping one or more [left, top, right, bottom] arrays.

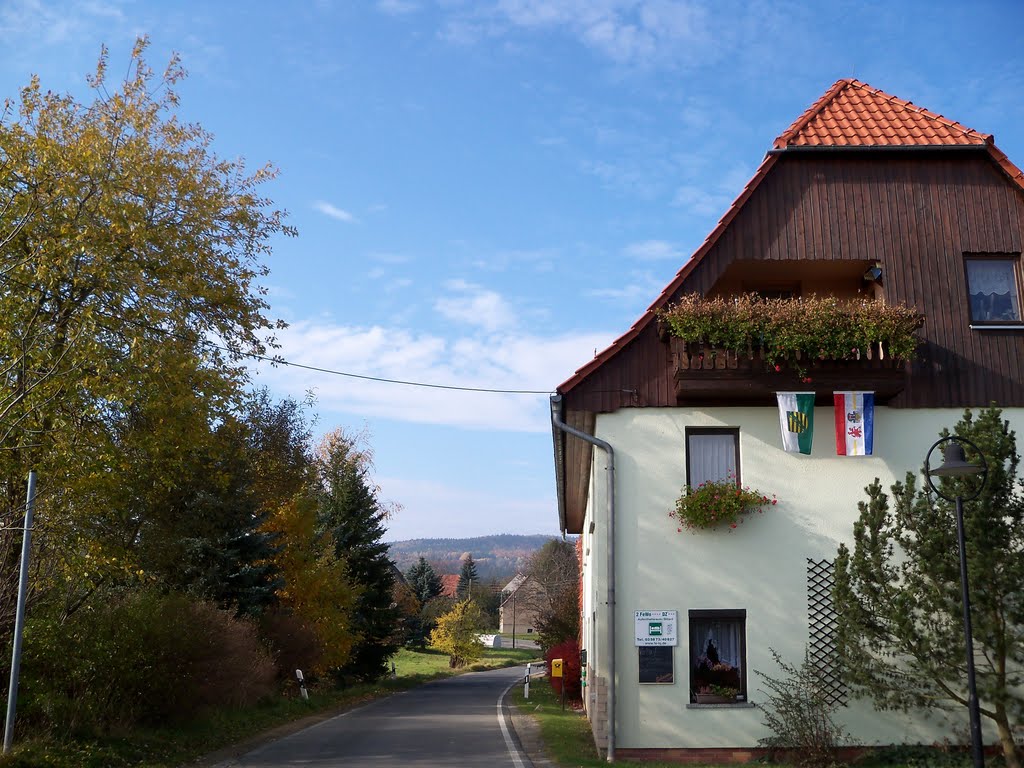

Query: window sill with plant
[[670, 474, 777, 533]]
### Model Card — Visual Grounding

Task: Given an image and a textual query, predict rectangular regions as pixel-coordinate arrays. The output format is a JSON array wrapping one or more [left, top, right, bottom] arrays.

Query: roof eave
[[767, 144, 991, 155]]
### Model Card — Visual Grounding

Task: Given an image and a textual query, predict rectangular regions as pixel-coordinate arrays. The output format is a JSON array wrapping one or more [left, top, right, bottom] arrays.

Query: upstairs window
[[685, 428, 739, 488], [965, 256, 1021, 324]]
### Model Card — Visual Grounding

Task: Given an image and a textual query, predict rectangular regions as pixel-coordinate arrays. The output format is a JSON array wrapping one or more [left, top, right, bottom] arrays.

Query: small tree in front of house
[[524, 539, 580, 652], [755, 648, 849, 766], [834, 407, 1023, 768], [430, 599, 484, 668]]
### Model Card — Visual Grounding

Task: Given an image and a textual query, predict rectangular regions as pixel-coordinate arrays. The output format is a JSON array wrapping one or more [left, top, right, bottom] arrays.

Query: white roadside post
[[524, 663, 531, 699], [295, 669, 309, 700]]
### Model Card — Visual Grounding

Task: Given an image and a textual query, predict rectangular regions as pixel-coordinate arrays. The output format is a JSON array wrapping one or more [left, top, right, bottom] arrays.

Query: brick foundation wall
[[613, 747, 873, 764]]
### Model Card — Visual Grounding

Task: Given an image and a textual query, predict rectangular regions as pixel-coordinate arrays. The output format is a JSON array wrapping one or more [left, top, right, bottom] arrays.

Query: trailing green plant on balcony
[[658, 293, 923, 370]]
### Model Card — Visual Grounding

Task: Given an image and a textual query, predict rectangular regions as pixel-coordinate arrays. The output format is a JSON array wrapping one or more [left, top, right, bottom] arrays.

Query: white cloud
[[587, 270, 667, 303], [623, 239, 682, 261], [672, 162, 755, 218], [0, 0, 122, 45], [671, 184, 731, 217], [251, 320, 614, 433], [434, 279, 517, 332], [377, 0, 420, 15], [440, 0, 712, 69], [313, 200, 357, 223], [370, 251, 412, 264], [469, 247, 558, 273]]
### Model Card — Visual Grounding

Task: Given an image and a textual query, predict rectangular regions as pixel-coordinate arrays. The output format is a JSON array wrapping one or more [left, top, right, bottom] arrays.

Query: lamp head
[[929, 442, 984, 477], [863, 265, 883, 282]]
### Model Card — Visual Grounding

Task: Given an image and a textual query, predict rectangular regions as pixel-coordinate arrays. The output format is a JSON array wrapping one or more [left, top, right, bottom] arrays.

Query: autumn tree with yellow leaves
[[0, 37, 293, 634]]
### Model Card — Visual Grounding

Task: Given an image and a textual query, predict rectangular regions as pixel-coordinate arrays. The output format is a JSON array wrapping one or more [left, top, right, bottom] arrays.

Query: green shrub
[[754, 648, 849, 767], [18, 589, 275, 735]]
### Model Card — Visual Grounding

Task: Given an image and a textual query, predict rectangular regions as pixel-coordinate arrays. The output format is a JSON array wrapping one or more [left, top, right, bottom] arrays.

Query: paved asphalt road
[[232, 665, 532, 767]]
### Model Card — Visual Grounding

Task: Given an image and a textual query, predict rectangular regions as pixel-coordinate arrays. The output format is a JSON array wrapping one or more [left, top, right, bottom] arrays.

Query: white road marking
[[498, 677, 528, 768]]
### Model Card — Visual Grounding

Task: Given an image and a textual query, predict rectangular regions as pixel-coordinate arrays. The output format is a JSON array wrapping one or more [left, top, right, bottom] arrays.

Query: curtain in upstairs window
[[686, 431, 737, 488], [966, 259, 1020, 322]]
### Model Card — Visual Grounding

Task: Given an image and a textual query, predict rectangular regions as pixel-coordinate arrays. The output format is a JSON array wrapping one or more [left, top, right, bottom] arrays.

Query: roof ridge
[[774, 77, 991, 149], [844, 78, 990, 143], [773, 78, 852, 149]]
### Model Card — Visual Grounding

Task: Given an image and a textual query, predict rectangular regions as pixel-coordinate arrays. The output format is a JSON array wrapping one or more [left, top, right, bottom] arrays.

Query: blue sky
[[2, 1, 1023, 541]]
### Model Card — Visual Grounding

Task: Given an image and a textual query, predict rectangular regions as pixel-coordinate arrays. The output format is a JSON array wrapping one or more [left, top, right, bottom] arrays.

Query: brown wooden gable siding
[[564, 150, 1024, 416]]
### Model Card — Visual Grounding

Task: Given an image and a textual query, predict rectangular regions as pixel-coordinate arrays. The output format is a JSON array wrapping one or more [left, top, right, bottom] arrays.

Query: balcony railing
[[665, 336, 910, 404]]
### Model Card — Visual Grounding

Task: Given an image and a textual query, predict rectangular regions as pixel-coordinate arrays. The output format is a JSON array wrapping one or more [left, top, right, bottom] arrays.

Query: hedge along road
[[225, 664, 532, 767]]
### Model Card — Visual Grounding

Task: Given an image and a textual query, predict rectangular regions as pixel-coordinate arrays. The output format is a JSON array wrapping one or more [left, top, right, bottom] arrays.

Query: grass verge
[[508, 679, 683, 768], [0, 646, 542, 768], [506, 680, 974, 768]]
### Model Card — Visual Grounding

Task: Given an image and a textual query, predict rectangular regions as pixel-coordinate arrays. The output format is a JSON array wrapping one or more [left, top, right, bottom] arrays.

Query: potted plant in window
[[692, 639, 742, 704]]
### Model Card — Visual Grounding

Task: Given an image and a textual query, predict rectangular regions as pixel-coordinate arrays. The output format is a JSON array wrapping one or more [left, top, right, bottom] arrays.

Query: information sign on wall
[[634, 610, 677, 646]]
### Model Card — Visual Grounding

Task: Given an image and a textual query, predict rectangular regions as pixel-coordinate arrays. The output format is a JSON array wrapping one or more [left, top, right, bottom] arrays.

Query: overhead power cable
[[1, 273, 555, 396], [238, 349, 554, 395]]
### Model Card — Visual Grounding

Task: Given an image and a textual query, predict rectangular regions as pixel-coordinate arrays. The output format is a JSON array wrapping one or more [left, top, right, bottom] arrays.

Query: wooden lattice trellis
[[806, 558, 847, 706]]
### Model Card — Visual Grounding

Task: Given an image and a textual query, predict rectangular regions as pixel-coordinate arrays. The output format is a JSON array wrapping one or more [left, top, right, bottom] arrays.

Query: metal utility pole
[[4, 471, 37, 754]]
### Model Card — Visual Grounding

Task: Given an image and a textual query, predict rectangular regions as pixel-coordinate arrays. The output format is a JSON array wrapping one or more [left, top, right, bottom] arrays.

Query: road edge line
[[498, 676, 529, 768]]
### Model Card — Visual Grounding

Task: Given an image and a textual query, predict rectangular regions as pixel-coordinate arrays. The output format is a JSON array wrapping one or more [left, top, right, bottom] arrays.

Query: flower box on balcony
[[657, 294, 923, 404]]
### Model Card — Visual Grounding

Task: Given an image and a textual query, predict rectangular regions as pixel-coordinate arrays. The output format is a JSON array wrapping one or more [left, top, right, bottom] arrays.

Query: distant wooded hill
[[388, 534, 560, 585]]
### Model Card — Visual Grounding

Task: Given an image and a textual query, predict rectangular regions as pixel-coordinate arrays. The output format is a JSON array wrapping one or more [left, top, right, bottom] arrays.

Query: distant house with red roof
[[439, 574, 460, 598], [551, 79, 1024, 760]]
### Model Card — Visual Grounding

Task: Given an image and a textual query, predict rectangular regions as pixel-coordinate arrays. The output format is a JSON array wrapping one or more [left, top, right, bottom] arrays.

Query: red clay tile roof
[[776, 78, 990, 148], [557, 78, 1024, 395]]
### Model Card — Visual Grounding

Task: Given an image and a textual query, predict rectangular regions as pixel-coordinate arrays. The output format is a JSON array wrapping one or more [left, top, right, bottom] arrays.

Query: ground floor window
[[689, 609, 746, 703]]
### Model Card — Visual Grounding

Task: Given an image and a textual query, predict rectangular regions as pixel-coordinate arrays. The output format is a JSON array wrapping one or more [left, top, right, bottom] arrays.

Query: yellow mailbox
[[551, 658, 564, 678]]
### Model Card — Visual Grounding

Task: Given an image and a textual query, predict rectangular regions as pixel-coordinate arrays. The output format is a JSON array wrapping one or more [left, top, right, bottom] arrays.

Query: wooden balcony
[[667, 337, 909, 406]]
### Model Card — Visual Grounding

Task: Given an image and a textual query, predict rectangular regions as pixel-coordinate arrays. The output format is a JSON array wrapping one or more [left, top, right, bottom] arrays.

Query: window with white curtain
[[689, 609, 747, 703], [965, 256, 1021, 323], [685, 428, 740, 488]]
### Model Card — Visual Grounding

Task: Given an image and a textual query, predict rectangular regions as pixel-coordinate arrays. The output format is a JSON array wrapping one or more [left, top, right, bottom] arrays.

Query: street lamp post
[[924, 436, 988, 768]]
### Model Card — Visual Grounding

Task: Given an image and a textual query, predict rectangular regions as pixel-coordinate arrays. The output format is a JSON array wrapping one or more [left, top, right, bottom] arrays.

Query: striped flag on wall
[[776, 392, 815, 454], [833, 391, 874, 456]]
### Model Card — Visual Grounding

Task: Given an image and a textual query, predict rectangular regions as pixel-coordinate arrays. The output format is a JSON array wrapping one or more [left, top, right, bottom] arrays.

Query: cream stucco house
[[550, 79, 1024, 761], [499, 573, 543, 636]]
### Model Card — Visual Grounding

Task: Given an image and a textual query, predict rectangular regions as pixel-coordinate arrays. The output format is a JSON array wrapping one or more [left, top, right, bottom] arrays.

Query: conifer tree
[[314, 429, 398, 681], [406, 557, 443, 605], [457, 555, 479, 599], [834, 407, 1023, 767]]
